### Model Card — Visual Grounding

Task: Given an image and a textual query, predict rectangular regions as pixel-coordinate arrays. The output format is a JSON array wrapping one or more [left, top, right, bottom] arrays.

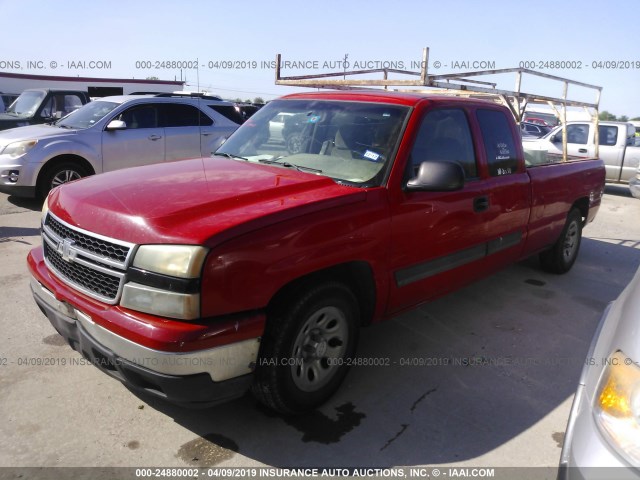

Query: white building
[[0, 71, 184, 97]]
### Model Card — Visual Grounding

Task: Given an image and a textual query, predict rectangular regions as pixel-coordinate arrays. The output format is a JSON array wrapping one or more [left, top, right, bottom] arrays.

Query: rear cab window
[[476, 109, 519, 176]]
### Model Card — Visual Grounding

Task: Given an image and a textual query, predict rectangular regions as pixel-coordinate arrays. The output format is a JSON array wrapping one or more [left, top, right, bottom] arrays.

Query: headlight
[[133, 244, 208, 278], [121, 282, 200, 320], [594, 350, 640, 465], [120, 245, 208, 320], [1, 140, 37, 158], [41, 194, 49, 223]]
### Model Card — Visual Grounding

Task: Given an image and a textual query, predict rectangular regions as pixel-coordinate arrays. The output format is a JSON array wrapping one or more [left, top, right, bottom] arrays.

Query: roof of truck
[[280, 89, 498, 107]]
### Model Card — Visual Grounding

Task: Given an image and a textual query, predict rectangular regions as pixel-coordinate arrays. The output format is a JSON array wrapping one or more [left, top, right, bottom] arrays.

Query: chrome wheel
[[291, 306, 349, 392], [51, 169, 82, 188], [562, 221, 579, 262]]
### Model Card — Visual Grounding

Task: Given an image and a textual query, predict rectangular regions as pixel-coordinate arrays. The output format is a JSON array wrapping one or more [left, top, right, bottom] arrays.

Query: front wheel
[[539, 208, 583, 274], [251, 282, 359, 414], [38, 162, 88, 198]]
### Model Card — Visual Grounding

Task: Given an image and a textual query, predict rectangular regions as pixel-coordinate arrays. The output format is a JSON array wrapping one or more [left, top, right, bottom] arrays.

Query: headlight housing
[[132, 244, 208, 278], [1, 140, 37, 158], [41, 194, 49, 224], [594, 350, 640, 465], [120, 245, 209, 320]]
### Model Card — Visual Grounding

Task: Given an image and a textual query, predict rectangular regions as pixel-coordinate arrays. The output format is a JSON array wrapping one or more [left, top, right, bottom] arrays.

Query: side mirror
[[551, 133, 562, 143], [106, 119, 127, 131], [406, 161, 465, 192]]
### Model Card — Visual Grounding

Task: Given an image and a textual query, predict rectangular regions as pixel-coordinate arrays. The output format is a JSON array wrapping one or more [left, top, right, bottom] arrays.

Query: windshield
[[6, 91, 46, 117], [216, 99, 409, 186], [56, 100, 120, 129]]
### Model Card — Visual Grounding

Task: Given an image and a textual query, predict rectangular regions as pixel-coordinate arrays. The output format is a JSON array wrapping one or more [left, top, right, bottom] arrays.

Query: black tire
[[251, 281, 360, 415], [286, 133, 303, 154], [38, 161, 88, 198], [539, 208, 583, 274]]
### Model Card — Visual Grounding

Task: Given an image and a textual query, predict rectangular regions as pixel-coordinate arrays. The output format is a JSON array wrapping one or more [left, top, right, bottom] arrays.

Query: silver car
[[558, 265, 640, 479], [0, 94, 240, 198]]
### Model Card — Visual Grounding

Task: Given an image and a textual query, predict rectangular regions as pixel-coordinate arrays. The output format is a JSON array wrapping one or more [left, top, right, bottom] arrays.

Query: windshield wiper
[[259, 157, 322, 173], [216, 152, 248, 161]]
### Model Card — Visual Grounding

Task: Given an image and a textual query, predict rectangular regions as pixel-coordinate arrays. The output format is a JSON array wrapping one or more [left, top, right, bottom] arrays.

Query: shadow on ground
[[130, 236, 640, 468], [605, 184, 633, 198]]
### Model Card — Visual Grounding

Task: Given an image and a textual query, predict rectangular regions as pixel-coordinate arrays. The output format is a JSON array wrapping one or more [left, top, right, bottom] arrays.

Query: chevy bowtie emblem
[[57, 238, 77, 262]]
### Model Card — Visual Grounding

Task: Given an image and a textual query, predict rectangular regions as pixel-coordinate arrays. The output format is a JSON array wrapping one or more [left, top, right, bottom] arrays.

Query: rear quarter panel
[[524, 158, 605, 256]]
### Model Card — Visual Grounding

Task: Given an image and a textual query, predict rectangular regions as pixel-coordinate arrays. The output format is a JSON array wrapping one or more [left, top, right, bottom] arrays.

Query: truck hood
[[0, 124, 77, 147], [48, 156, 367, 246]]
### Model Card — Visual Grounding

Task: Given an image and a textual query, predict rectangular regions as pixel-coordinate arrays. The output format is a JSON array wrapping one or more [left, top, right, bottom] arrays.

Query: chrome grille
[[45, 214, 130, 263], [43, 242, 121, 300], [42, 212, 135, 304]]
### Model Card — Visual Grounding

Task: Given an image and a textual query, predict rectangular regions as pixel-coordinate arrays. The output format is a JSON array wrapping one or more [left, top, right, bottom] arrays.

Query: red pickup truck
[[27, 91, 605, 414]]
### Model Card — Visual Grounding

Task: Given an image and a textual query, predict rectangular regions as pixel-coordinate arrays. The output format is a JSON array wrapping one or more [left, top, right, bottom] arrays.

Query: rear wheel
[[539, 208, 583, 274], [251, 281, 359, 414], [38, 161, 89, 198]]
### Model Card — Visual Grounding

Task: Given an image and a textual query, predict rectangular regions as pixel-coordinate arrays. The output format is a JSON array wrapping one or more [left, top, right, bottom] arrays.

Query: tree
[[631, 117, 640, 121], [619, 115, 629, 122], [599, 111, 617, 121], [234, 97, 243, 103], [253, 97, 265, 104]]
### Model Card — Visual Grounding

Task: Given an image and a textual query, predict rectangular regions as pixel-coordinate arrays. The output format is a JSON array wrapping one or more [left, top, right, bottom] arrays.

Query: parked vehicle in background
[[28, 90, 605, 415], [520, 121, 551, 138], [523, 121, 640, 183], [235, 103, 263, 123], [0, 92, 19, 114], [558, 264, 640, 479], [0, 93, 240, 197], [523, 111, 560, 127], [267, 111, 308, 153], [0, 89, 90, 131], [630, 167, 640, 198]]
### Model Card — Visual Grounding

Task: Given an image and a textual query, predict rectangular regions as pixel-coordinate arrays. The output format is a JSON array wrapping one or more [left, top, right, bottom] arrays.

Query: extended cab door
[[101, 103, 165, 172], [387, 105, 529, 314]]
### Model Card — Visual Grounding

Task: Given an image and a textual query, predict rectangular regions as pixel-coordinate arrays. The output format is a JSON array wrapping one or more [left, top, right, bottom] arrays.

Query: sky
[[1, 0, 639, 117]]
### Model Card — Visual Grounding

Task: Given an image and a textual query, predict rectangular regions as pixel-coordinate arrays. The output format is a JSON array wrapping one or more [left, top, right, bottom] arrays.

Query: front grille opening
[[44, 242, 120, 300], [45, 215, 131, 263]]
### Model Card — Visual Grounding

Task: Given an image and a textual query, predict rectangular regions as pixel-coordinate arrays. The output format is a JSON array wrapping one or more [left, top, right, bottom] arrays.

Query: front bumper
[[28, 247, 265, 408], [0, 159, 38, 197]]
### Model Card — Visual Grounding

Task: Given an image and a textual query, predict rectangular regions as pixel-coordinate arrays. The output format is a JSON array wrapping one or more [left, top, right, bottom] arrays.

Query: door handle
[[148, 135, 162, 141], [578, 148, 587, 153], [201, 132, 213, 136], [473, 195, 489, 213]]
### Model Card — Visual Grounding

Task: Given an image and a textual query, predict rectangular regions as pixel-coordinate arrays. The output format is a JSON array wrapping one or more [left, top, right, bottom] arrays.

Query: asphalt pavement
[[1, 185, 639, 471]]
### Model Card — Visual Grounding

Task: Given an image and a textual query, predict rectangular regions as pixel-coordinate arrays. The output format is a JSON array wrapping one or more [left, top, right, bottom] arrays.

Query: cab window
[[477, 109, 518, 176], [410, 108, 477, 179]]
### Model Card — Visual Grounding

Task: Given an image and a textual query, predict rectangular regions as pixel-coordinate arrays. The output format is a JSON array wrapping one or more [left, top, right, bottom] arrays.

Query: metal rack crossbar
[[275, 48, 603, 160]]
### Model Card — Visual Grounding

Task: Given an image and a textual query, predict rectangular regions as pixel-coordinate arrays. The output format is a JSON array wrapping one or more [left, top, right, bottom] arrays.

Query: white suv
[[0, 94, 242, 198]]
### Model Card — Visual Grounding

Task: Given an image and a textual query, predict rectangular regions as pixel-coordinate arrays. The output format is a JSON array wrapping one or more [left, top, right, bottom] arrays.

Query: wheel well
[[38, 155, 95, 183], [571, 197, 589, 225], [36, 155, 95, 196], [267, 262, 377, 326]]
